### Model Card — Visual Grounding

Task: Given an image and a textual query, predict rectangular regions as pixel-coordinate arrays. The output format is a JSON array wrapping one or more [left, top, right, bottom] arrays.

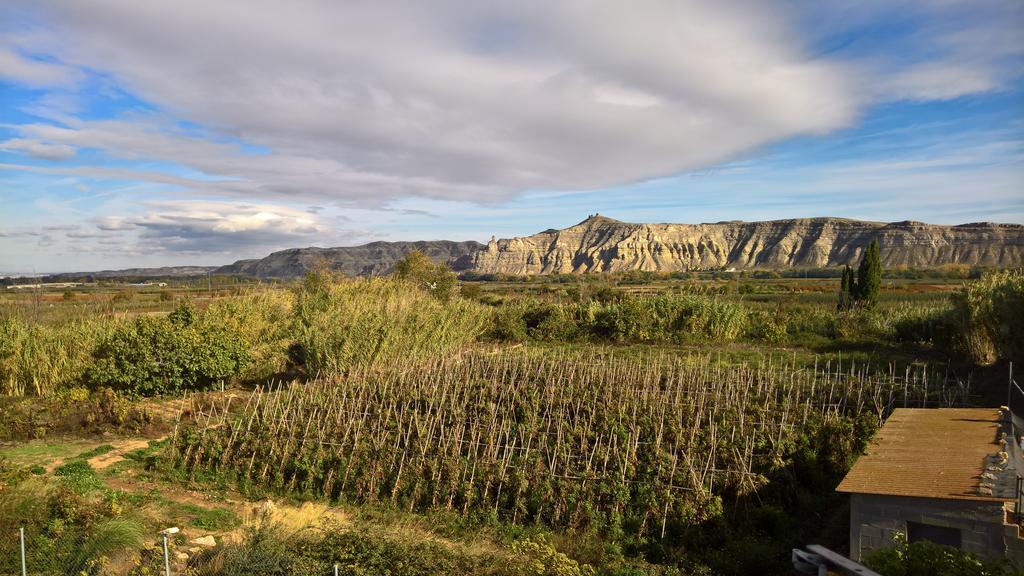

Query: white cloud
[[0, 45, 79, 87], [12, 0, 861, 203], [0, 138, 76, 160], [106, 200, 332, 254]]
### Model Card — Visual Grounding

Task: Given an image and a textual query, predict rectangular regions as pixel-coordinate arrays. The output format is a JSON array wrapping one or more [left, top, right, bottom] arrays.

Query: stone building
[[837, 407, 1024, 563]]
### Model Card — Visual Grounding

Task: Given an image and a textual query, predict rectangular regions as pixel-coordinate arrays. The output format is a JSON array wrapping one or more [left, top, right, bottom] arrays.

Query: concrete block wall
[[849, 493, 1009, 561]]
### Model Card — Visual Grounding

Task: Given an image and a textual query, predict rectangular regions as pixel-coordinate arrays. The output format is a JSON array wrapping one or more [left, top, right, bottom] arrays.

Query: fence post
[[163, 532, 170, 576], [19, 527, 26, 576]]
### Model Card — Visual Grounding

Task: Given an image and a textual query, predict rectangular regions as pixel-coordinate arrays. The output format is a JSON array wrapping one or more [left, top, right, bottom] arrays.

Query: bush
[[111, 289, 136, 303], [394, 250, 458, 303], [86, 302, 249, 395], [863, 533, 1019, 576], [487, 303, 530, 342]]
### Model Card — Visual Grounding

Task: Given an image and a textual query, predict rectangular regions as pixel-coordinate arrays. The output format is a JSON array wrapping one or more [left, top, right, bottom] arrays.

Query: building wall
[[849, 493, 1012, 561]]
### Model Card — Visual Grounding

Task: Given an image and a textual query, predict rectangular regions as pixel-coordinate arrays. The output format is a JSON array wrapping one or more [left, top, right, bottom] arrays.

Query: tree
[[393, 250, 457, 302], [854, 240, 883, 308], [838, 265, 854, 310]]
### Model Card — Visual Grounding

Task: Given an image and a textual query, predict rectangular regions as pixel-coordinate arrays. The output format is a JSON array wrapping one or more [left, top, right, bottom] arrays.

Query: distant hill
[[23, 266, 219, 283], [215, 240, 484, 278], [471, 215, 1024, 274]]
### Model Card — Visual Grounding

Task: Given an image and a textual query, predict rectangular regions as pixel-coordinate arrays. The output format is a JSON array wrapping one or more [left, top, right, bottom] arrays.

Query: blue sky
[[1, 0, 1022, 272]]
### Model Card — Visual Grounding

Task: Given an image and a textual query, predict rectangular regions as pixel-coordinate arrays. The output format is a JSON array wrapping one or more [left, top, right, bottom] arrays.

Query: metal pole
[[334, 564, 339, 576], [1009, 362, 1014, 414], [163, 533, 171, 576], [19, 527, 26, 576]]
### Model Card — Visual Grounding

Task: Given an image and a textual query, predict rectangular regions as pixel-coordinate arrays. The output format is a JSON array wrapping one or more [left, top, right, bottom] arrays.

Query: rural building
[[838, 408, 1024, 563]]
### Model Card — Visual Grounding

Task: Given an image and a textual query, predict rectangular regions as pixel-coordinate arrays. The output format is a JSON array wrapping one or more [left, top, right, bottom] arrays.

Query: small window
[[907, 521, 962, 548]]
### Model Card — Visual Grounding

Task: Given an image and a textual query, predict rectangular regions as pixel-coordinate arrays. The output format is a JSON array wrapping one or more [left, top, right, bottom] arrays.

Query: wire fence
[[0, 526, 167, 576], [0, 525, 349, 575]]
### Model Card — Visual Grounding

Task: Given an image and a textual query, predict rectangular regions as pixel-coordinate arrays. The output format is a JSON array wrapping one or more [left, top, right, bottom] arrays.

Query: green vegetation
[[864, 534, 1019, 576], [181, 503, 241, 531], [949, 269, 1024, 365], [293, 269, 490, 375], [1, 263, 1022, 575], [165, 350, 960, 573], [394, 249, 459, 302], [855, 240, 883, 308], [86, 299, 284, 395], [838, 240, 883, 310], [188, 520, 615, 576]]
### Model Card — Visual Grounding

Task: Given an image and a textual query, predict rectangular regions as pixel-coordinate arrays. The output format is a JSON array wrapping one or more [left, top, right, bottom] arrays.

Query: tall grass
[[951, 269, 1024, 364], [293, 273, 491, 375], [203, 289, 293, 380], [0, 316, 114, 396]]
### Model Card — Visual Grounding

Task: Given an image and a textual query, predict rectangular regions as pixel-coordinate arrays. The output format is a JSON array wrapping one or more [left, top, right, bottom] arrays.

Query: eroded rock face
[[471, 216, 1024, 274]]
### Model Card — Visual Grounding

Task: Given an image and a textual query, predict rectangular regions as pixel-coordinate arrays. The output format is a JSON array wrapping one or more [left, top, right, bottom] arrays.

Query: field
[[0, 266, 1021, 575]]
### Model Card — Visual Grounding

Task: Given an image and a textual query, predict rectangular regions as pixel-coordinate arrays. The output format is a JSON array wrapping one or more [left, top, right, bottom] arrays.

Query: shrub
[[86, 302, 249, 395], [747, 311, 787, 343], [487, 303, 530, 342], [523, 302, 581, 342], [394, 250, 458, 302], [111, 289, 136, 303], [863, 533, 1018, 576]]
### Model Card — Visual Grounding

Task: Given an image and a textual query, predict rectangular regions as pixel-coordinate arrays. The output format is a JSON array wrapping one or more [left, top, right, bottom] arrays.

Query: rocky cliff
[[471, 216, 1024, 274], [216, 240, 483, 278]]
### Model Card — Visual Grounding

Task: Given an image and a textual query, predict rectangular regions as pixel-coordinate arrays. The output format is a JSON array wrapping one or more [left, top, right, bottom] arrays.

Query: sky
[[1, 1, 1022, 273]]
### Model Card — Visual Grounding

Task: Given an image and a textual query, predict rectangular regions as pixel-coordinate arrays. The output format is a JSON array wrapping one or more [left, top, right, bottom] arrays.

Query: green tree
[[854, 240, 882, 308], [393, 250, 457, 302], [87, 301, 248, 395], [838, 265, 854, 310]]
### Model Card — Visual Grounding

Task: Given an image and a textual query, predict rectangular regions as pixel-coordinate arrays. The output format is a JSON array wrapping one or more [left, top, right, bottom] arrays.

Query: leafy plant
[[86, 301, 249, 395], [863, 533, 1019, 576]]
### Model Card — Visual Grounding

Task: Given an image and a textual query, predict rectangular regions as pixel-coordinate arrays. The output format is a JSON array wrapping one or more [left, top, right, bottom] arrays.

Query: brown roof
[[836, 408, 1009, 501]]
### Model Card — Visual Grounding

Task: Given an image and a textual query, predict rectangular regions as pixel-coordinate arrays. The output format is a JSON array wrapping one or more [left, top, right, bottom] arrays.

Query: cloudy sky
[[1, 1, 1022, 272]]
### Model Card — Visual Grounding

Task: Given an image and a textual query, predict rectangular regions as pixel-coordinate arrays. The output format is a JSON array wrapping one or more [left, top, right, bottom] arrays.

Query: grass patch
[[181, 503, 241, 531], [77, 443, 115, 459], [54, 459, 104, 493], [0, 439, 95, 467]]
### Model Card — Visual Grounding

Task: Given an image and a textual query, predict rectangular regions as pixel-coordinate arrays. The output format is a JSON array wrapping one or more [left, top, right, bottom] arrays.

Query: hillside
[[215, 240, 483, 278], [471, 215, 1024, 274]]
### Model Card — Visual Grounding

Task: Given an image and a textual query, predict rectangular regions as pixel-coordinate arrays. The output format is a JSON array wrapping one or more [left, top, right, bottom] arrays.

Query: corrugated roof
[[836, 408, 1010, 502]]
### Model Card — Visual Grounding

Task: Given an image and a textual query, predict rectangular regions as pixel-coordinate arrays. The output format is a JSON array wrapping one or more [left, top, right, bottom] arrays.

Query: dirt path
[[88, 438, 159, 470]]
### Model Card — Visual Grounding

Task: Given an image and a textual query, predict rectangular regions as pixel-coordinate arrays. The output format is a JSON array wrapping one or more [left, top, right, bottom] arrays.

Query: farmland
[[0, 264, 1021, 574]]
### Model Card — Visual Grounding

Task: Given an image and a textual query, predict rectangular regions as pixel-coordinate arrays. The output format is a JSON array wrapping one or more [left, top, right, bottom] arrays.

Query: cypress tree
[[839, 265, 853, 310], [854, 240, 882, 308]]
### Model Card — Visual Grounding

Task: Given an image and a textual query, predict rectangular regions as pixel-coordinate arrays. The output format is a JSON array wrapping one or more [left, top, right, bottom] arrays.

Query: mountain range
[[17, 216, 1023, 280]]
